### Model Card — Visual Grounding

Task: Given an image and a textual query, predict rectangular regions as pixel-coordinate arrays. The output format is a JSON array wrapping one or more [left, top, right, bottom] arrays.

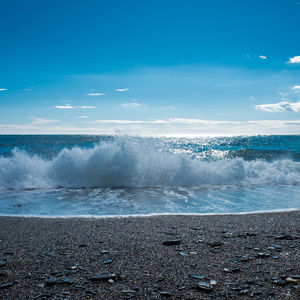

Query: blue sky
[[0, 0, 300, 135]]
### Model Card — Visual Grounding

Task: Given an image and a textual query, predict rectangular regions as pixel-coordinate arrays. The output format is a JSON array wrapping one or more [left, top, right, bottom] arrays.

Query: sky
[[0, 0, 300, 136]]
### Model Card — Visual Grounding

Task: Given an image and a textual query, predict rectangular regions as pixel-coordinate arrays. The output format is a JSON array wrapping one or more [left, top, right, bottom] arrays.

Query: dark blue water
[[0, 135, 300, 216]]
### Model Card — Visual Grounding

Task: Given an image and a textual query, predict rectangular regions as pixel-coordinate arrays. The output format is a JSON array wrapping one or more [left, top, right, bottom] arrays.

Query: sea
[[0, 135, 300, 216]]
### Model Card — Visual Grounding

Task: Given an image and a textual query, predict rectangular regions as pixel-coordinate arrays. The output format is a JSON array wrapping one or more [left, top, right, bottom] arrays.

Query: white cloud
[[55, 105, 95, 109], [0, 88, 7, 91], [255, 101, 300, 112], [79, 105, 95, 109], [288, 56, 300, 64], [121, 102, 141, 108], [2, 118, 300, 136], [30, 117, 60, 125], [77, 116, 90, 119], [87, 93, 104, 96], [259, 55, 267, 60], [292, 85, 300, 90], [250, 96, 256, 101], [116, 88, 129, 92], [55, 105, 74, 109]]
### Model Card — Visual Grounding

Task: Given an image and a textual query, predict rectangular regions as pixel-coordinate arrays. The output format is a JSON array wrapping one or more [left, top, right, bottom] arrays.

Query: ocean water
[[0, 135, 300, 216]]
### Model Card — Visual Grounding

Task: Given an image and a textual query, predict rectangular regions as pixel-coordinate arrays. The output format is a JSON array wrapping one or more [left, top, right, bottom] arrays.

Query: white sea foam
[[0, 138, 300, 189]]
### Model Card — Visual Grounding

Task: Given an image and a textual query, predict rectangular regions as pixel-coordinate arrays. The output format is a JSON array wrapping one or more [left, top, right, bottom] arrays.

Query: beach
[[0, 211, 299, 299]]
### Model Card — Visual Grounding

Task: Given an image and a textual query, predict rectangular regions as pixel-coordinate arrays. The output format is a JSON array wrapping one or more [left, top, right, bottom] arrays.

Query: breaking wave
[[0, 138, 300, 189]]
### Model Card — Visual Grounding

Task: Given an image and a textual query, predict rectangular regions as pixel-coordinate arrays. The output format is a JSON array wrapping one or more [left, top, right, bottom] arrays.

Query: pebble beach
[[0, 211, 299, 299]]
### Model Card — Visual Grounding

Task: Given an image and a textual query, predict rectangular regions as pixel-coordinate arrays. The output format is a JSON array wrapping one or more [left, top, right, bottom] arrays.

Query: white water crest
[[0, 137, 300, 189]]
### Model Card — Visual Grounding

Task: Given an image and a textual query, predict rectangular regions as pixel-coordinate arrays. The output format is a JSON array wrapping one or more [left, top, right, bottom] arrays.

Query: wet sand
[[0, 211, 299, 299]]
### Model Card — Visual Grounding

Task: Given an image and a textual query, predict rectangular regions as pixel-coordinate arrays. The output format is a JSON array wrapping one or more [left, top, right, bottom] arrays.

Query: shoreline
[[0, 207, 299, 219], [0, 211, 299, 299]]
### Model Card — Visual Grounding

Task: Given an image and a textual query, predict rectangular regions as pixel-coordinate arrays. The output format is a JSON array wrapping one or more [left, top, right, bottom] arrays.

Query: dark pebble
[[89, 273, 116, 281], [0, 282, 14, 289], [59, 278, 73, 285], [162, 240, 181, 246], [45, 277, 58, 286], [275, 234, 293, 240], [121, 289, 137, 293], [208, 241, 223, 247]]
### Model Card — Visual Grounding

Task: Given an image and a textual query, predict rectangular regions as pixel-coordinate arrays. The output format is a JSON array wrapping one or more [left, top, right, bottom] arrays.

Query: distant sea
[[0, 135, 300, 216]]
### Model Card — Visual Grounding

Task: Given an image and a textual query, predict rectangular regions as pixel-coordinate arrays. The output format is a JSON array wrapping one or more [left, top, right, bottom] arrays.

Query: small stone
[[272, 279, 286, 286], [160, 291, 172, 297], [286, 277, 300, 283], [208, 241, 223, 247], [275, 234, 293, 240], [163, 240, 181, 246], [89, 273, 116, 281], [210, 279, 217, 286], [104, 259, 113, 264], [121, 290, 137, 294], [189, 275, 206, 279], [100, 250, 110, 254], [59, 278, 73, 285], [0, 282, 14, 289], [78, 243, 88, 247], [291, 275, 300, 279], [196, 238, 205, 243], [68, 265, 78, 270], [180, 251, 188, 256], [240, 255, 250, 262], [196, 281, 213, 292], [45, 277, 58, 286], [239, 289, 250, 295]]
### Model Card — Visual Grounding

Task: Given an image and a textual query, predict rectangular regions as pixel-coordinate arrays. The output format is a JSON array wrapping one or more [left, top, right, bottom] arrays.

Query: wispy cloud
[[79, 105, 95, 109], [259, 55, 267, 60], [288, 56, 300, 64], [87, 93, 104, 96], [30, 117, 60, 125], [0, 88, 7, 91], [77, 116, 90, 119], [91, 118, 240, 125], [55, 105, 74, 109], [292, 85, 300, 90], [24, 88, 32, 91], [121, 102, 141, 108], [255, 101, 300, 112], [116, 88, 129, 92]]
